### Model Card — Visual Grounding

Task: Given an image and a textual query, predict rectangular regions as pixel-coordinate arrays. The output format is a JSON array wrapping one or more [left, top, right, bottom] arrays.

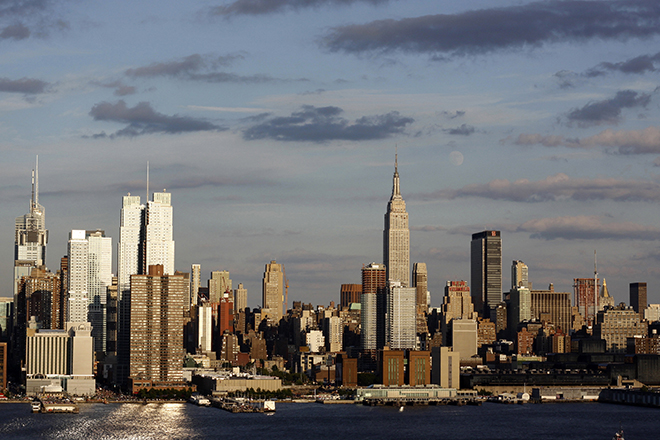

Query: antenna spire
[[146, 161, 149, 202]]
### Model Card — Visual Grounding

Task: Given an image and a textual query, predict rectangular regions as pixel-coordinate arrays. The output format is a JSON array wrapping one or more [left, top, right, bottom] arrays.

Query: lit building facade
[[361, 263, 386, 351], [262, 260, 284, 323], [471, 230, 502, 320], [383, 154, 410, 287], [386, 282, 416, 350]]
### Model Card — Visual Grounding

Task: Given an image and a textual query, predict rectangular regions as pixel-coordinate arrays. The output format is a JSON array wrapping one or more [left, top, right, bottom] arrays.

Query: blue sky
[[3, 0, 660, 309]]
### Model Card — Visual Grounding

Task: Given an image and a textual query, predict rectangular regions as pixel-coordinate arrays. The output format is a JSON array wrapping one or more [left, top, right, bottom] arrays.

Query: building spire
[[146, 161, 150, 202], [391, 147, 400, 199]]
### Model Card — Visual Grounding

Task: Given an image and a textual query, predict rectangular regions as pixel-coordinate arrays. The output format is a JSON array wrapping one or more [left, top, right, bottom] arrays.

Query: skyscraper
[[209, 270, 232, 303], [234, 283, 247, 313], [361, 263, 386, 351], [412, 262, 429, 334], [86, 230, 112, 353], [471, 230, 502, 320], [630, 282, 648, 320], [262, 260, 284, 323], [14, 157, 48, 297], [117, 189, 175, 386], [191, 264, 201, 307], [67, 230, 89, 323], [511, 260, 529, 289], [128, 265, 186, 392], [383, 154, 410, 287], [386, 282, 416, 350]]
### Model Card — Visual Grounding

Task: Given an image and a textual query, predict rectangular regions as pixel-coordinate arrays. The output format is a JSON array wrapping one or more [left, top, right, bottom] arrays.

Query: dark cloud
[[566, 90, 651, 126], [413, 173, 660, 203], [0, 23, 29, 39], [322, 0, 660, 57], [441, 110, 465, 119], [125, 54, 207, 78], [554, 70, 578, 89], [443, 124, 475, 136], [210, 0, 389, 17], [88, 100, 226, 138], [586, 52, 660, 77], [0, 77, 48, 93], [242, 105, 413, 142]]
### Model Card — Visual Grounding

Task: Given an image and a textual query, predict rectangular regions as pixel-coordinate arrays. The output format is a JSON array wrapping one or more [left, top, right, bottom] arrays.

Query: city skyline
[[2, 1, 660, 307]]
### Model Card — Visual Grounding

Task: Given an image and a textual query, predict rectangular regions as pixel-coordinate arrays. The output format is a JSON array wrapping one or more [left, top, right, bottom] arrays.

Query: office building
[[128, 265, 186, 392], [381, 350, 405, 386], [209, 270, 232, 303], [340, 284, 362, 309], [511, 260, 529, 289], [471, 230, 502, 320], [198, 304, 213, 353], [509, 286, 531, 326], [191, 264, 201, 307], [594, 306, 648, 353], [431, 346, 459, 388], [106, 277, 118, 356], [86, 230, 112, 353], [630, 282, 648, 320], [383, 154, 410, 287], [323, 315, 343, 353], [451, 319, 478, 361], [441, 281, 477, 345], [234, 283, 247, 313], [386, 282, 416, 350], [262, 260, 285, 323], [530, 284, 572, 334], [0, 298, 13, 343], [67, 230, 89, 323], [574, 278, 598, 326], [407, 350, 431, 386], [218, 292, 234, 336], [361, 263, 386, 351], [412, 262, 429, 334]]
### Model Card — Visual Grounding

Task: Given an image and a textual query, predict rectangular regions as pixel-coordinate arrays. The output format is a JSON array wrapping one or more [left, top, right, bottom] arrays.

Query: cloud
[[93, 80, 137, 96], [0, 77, 49, 94], [242, 105, 413, 142], [515, 216, 660, 241], [0, 23, 29, 39], [124, 53, 289, 84], [514, 126, 660, 155], [443, 124, 475, 136], [88, 100, 226, 138], [322, 0, 660, 57], [413, 173, 660, 203], [565, 90, 651, 126], [210, 0, 390, 17], [586, 51, 660, 77]]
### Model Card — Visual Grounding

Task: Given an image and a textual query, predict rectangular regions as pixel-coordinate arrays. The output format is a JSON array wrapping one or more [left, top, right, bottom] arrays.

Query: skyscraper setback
[[383, 154, 410, 287]]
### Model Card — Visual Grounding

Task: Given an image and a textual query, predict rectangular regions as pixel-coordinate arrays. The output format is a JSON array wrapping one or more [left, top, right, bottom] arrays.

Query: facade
[[441, 281, 476, 345], [574, 278, 598, 326], [386, 282, 416, 350], [106, 277, 118, 356], [128, 265, 186, 392], [412, 263, 429, 334], [471, 230, 502, 320], [361, 263, 386, 351], [530, 284, 572, 333], [198, 304, 213, 353], [262, 260, 284, 323], [509, 286, 531, 326], [86, 230, 112, 353], [451, 319, 478, 361], [383, 154, 410, 287], [381, 350, 405, 386], [407, 350, 431, 386], [0, 298, 12, 342], [218, 292, 234, 336], [630, 282, 648, 320], [340, 284, 362, 309], [143, 192, 175, 275], [323, 315, 343, 353], [431, 346, 460, 388]]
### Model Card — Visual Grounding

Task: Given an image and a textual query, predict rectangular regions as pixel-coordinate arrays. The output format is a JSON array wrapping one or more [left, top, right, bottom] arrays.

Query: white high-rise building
[[234, 283, 247, 313], [68, 230, 89, 323], [191, 264, 201, 308], [87, 230, 112, 353], [118, 195, 143, 297], [386, 281, 416, 350], [511, 260, 529, 289], [383, 153, 410, 287], [144, 191, 175, 275]]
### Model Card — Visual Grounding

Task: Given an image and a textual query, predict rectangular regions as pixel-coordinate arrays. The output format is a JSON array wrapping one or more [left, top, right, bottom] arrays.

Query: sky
[[3, 0, 660, 309]]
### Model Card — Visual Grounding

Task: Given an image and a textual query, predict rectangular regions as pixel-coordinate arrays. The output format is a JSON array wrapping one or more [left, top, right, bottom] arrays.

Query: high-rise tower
[[14, 156, 48, 297], [262, 261, 284, 323], [471, 230, 502, 320], [361, 263, 386, 351], [383, 153, 410, 287]]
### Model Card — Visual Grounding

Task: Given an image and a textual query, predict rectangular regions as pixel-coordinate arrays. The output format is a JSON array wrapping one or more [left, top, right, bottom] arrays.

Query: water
[[0, 401, 657, 439]]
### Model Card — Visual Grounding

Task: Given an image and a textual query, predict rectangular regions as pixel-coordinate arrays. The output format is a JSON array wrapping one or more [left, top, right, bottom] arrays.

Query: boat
[[189, 395, 211, 407], [398, 406, 404, 412], [31, 401, 42, 413], [612, 428, 624, 440]]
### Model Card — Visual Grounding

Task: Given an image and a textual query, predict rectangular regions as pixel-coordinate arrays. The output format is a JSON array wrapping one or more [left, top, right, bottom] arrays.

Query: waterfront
[[1, 401, 658, 439]]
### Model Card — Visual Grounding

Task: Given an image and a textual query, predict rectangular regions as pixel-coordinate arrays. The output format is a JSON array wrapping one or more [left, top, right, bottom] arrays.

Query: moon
[[449, 151, 464, 166]]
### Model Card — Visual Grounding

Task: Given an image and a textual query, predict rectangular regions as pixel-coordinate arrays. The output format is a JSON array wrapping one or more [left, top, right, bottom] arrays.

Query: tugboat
[[31, 400, 42, 413], [612, 428, 624, 440]]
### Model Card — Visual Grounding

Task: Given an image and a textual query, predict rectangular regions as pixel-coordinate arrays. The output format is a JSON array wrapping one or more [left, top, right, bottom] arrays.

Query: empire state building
[[383, 154, 410, 287]]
